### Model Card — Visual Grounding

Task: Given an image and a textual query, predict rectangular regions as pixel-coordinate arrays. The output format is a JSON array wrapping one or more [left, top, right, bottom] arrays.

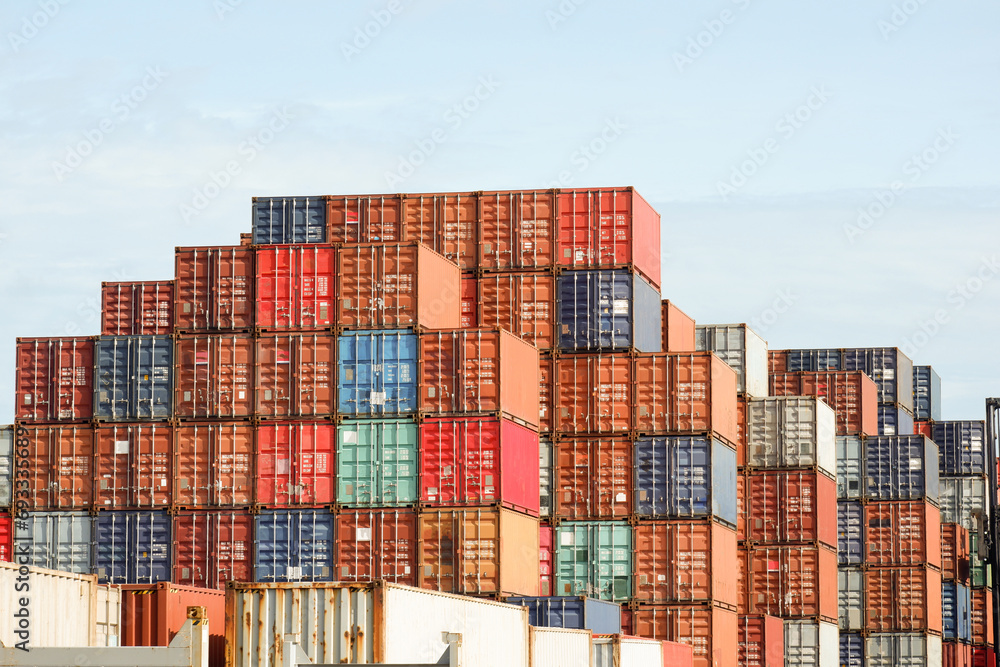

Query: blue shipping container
[[912, 365, 942, 421], [633, 436, 737, 526], [877, 403, 914, 436], [838, 501, 864, 565], [933, 420, 987, 476], [93, 511, 171, 584], [556, 269, 660, 353], [864, 435, 939, 502], [94, 336, 172, 420], [505, 596, 622, 635], [843, 347, 914, 412], [337, 330, 418, 415], [839, 633, 864, 667], [255, 510, 334, 582], [787, 348, 842, 372], [252, 196, 326, 244], [942, 582, 972, 642]]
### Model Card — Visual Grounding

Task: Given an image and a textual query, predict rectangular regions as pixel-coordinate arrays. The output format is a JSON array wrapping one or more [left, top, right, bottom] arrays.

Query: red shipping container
[[661, 300, 696, 353], [419, 417, 539, 515], [174, 335, 254, 419], [327, 194, 405, 244], [737, 547, 750, 615], [736, 474, 747, 542], [632, 352, 739, 445], [553, 437, 631, 519], [769, 371, 879, 436], [744, 470, 838, 548], [942, 523, 971, 583], [540, 525, 553, 596], [174, 246, 254, 332], [633, 519, 738, 608], [556, 187, 661, 290], [768, 350, 788, 375], [255, 245, 336, 330], [419, 329, 540, 427], [865, 501, 941, 568], [173, 510, 253, 589], [335, 509, 417, 586], [121, 582, 225, 667], [101, 281, 174, 336], [255, 334, 335, 417], [745, 545, 838, 622], [15, 337, 94, 421], [479, 189, 556, 271], [973, 647, 996, 667], [736, 397, 748, 466], [173, 423, 254, 507], [662, 640, 696, 667], [21, 424, 93, 509], [539, 355, 553, 433], [460, 277, 478, 329], [402, 192, 479, 270], [478, 271, 556, 351], [631, 604, 738, 667], [738, 615, 785, 667], [256, 421, 335, 505], [914, 420, 933, 439], [946, 641, 974, 667], [336, 243, 461, 330], [95, 424, 172, 508], [973, 587, 995, 646], [865, 566, 943, 633], [0, 512, 11, 562], [554, 353, 633, 435]]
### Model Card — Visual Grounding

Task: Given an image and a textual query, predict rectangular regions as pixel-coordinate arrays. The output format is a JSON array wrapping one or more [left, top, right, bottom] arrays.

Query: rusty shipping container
[[736, 396, 748, 466], [172, 510, 254, 589], [865, 566, 943, 633], [402, 192, 479, 270], [173, 422, 253, 507], [942, 523, 971, 583], [121, 581, 225, 667], [553, 437, 631, 519], [479, 189, 556, 270], [335, 509, 417, 586], [255, 244, 336, 330], [20, 423, 94, 509], [769, 371, 879, 436], [972, 587, 994, 646], [738, 614, 785, 667], [630, 604, 738, 667], [744, 470, 838, 548], [15, 336, 94, 421], [256, 421, 335, 505], [865, 501, 942, 568], [254, 334, 335, 417], [327, 194, 405, 244], [945, 641, 973, 667], [478, 271, 556, 350], [94, 423, 171, 508], [744, 544, 839, 622], [736, 473, 747, 541], [174, 246, 254, 332], [555, 353, 632, 435], [768, 350, 788, 374], [661, 300, 696, 353], [101, 281, 174, 336], [173, 335, 254, 419]]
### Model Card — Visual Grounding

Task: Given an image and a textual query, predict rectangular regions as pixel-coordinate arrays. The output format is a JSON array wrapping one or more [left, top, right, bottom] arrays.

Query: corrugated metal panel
[[100, 280, 174, 336], [744, 470, 838, 547], [865, 501, 941, 568], [784, 620, 839, 667], [695, 323, 769, 396], [120, 581, 225, 666], [337, 419, 418, 507], [94, 423, 172, 508], [94, 510, 172, 585], [539, 437, 553, 517], [327, 194, 405, 245], [256, 421, 335, 505], [661, 300, 697, 353], [529, 627, 593, 667], [478, 271, 556, 350], [939, 476, 988, 530], [15, 336, 95, 421], [172, 510, 254, 589], [174, 334, 254, 418], [401, 192, 479, 269], [479, 190, 555, 270], [173, 422, 254, 507], [174, 246, 254, 332], [843, 347, 914, 411], [252, 196, 326, 244], [254, 509, 334, 582], [879, 403, 915, 436], [21, 424, 94, 510], [865, 567, 943, 633], [540, 526, 554, 597], [254, 244, 336, 329], [865, 435, 939, 503], [337, 330, 418, 416], [970, 530, 992, 588], [255, 334, 335, 417], [746, 545, 839, 621], [16, 511, 92, 573], [940, 523, 969, 584], [0, 426, 10, 507], [553, 437, 631, 519], [866, 633, 943, 667], [838, 500, 864, 565], [746, 397, 836, 475], [554, 353, 632, 434], [942, 582, 972, 642], [970, 586, 993, 645], [769, 371, 879, 436], [787, 348, 843, 372], [334, 509, 416, 586], [738, 615, 784, 667], [507, 596, 621, 634], [0, 513, 11, 562], [836, 435, 864, 499], [556, 269, 660, 352], [839, 567, 865, 631], [630, 604, 738, 667], [840, 633, 865, 667], [912, 366, 941, 421], [933, 421, 988, 476], [554, 521, 632, 602], [94, 336, 173, 420]]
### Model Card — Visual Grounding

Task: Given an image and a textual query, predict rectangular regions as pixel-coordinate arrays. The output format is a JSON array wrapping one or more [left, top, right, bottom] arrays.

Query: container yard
[[2, 186, 999, 667]]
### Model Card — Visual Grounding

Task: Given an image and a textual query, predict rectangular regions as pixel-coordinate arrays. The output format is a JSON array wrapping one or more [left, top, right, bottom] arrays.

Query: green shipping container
[[337, 419, 419, 507], [970, 530, 993, 588], [555, 521, 633, 602]]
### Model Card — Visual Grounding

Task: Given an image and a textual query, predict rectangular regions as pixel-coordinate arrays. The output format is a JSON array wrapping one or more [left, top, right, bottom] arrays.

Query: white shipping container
[[838, 568, 865, 631], [747, 397, 837, 476], [227, 581, 530, 667], [695, 323, 769, 397], [529, 627, 592, 667], [0, 425, 11, 506], [866, 633, 943, 667], [939, 476, 989, 531], [593, 635, 664, 667], [785, 620, 839, 667]]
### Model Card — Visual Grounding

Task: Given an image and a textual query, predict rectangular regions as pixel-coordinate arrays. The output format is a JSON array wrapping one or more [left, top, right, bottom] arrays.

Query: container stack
[[0, 425, 10, 561]]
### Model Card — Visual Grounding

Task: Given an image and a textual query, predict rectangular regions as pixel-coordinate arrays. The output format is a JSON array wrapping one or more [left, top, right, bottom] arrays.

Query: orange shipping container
[[95, 424, 172, 508], [738, 614, 785, 667], [973, 587, 994, 646], [736, 473, 747, 542], [553, 438, 632, 519], [254, 335, 335, 417], [121, 582, 225, 667], [865, 501, 942, 568], [326, 194, 405, 245], [744, 470, 838, 548], [736, 397, 748, 466], [15, 337, 94, 422], [417, 507, 539, 597], [460, 277, 478, 329], [20, 424, 93, 509], [661, 301, 696, 353], [865, 566, 943, 633], [539, 355, 553, 433], [335, 509, 417, 586], [631, 604, 738, 667], [402, 192, 479, 270], [174, 335, 254, 419], [633, 519, 739, 608], [173, 510, 254, 589], [419, 329, 540, 427], [769, 371, 879, 436], [478, 271, 556, 350], [942, 523, 971, 584], [254, 245, 336, 330], [768, 350, 788, 375], [174, 246, 254, 332], [738, 547, 750, 615], [540, 525, 554, 596], [101, 281, 174, 336], [479, 189, 556, 270], [745, 545, 838, 622], [173, 423, 254, 507], [337, 243, 461, 330], [555, 353, 633, 435]]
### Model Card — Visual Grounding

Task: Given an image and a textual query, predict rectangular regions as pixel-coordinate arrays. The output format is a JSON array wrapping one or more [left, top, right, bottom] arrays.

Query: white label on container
[[238, 391, 245, 400], [615, 492, 626, 502], [613, 299, 629, 315], [277, 459, 290, 475], [115, 441, 129, 455], [23, 395, 32, 404], [910, 458, 922, 470], [369, 391, 387, 406], [404, 566, 411, 575], [560, 532, 575, 547], [356, 528, 372, 542], [160, 478, 167, 487], [342, 430, 357, 444], [286, 567, 302, 580]]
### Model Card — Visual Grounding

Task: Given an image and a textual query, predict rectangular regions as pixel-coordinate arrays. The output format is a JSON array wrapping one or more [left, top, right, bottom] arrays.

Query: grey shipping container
[[840, 633, 864, 667], [864, 435, 939, 503], [506, 596, 622, 635], [941, 582, 971, 642], [695, 323, 769, 396], [254, 509, 334, 582], [839, 568, 865, 631], [94, 336, 173, 420], [843, 347, 914, 412], [784, 620, 839, 667], [16, 511, 93, 574], [0, 426, 11, 506], [912, 366, 942, 421], [93, 510, 171, 584], [939, 476, 989, 531], [865, 633, 942, 667], [539, 438, 553, 518], [252, 196, 327, 244], [838, 501, 864, 565], [878, 403, 914, 436], [836, 436, 863, 499], [933, 421, 987, 476], [746, 396, 836, 475], [556, 269, 661, 353], [788, 348, 843, 372]]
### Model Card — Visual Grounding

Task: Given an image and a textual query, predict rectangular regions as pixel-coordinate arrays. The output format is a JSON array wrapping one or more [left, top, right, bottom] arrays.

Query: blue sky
[[1, 0, 998, 419]]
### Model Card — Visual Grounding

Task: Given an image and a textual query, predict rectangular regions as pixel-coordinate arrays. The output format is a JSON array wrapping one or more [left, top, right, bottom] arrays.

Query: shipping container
[[745, 396, 837, 475], [943, 582, 972, 642], [0, 512, 10, 562], [173, 510, 253, 589], [225, 582, 531, 667], [880, 403, 916, 436], [254, 509, 334, 582], [972, 647, 996, 667], [769, 349, 788, 374], [736, 397, 748, 465], [972, 587, 994, 646], [460, 276, 478, 328], [553, 437, 631, 519], [554, 521, 632, 602], [94, 510, 172, 585], [530, 626, 593, 667], [334, 508, 417, 586], [173, 422, 253, 506], [173, 334, 254, 418], [255, 333, 335, 417], [327, 194, 405, 245], [661, 300, 696, 353], [634, 435, 738, 526], [837, 435, 864, 499], [419, 507, 539, 596], [540, 525, 554, 596], [914, 366, 942, 421], [338, 330, 418, 416], [540, 437, 553, 517], [556, 187, 661, 289], [633, 519, 738, 608], [769, 371, 879, 436], [736, 473, 747, 541], [632, 352, 739, 444], [592, 635, 666, 667], [839, 567, 865, 631], [843, 347, 914, 411], [556, 269, 661, 352], [784, 620, 839, 667], [941, 523, 970, 584], [254, 244, 336, 329], [337, 419, 418, 507], [738, 546, 750, 615], [744, 470, 838, 547], [945, 641, 973, 667], [971, 531, 993, 589], [865, 566, 943, 633], [420, 417, 539, 514], [120, 581, 225, 667], [744, 545, 838, 621], [630, 604, 738, 667], [252, 196, 326, 244], [695, 324, 768, 396], [256, 421, 335, 505], [401, 192, 479, 269], [337, 243, 461, 329], [0, 426, 10, 507], [506, 596, 621, 634], [478, 271, 557, 351], [865, 435, 940, 502], [838, 500, 865, 565], [15, 336, 94, 421], [101, 281, 174, 336], [840, 633, 865, 667], [16, 510, 92, 573], [554, 353, 632, 434], [940, 476, 988, 530], [785, 348, 843, 372], [479, 189, 556, 270], [865, 501, 941, 567], [934, 421, 988, 476], [174, 246, 254, 332], [738, 614, 785, 667], [20, 423, 94, 509], [866, 633, 943, 667], [94, 423, 172, 508], [94, 335, 173, 420]]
